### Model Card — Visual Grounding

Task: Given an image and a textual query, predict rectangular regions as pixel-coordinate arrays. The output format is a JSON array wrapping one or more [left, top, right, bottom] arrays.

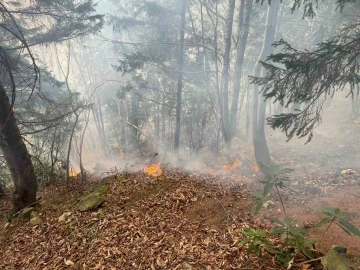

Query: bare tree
[[174, 0, 187, 150], [252, 0, 280, 176]]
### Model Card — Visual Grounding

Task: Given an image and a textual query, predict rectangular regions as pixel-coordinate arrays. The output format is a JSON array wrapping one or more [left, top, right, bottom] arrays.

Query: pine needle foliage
[[251, 24, 360, 142]]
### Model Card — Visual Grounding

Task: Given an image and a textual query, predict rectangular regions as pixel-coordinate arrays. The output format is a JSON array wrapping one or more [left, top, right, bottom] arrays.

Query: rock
[[19, 207, 35, 219], [58, 211, 73, 222], [341, 169, 356, 176], [332, 245, 347, 254], [76, 186, 109, 212], [30, 216, 42, 225], [29, 211, 42, 225], [91, 209, 103, 217], [321, 246, 352, 270], [181, 262, 193, 269]]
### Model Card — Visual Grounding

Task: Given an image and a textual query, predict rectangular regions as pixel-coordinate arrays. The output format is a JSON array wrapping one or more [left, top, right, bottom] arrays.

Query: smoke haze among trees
[[0, 0, 359, 213]]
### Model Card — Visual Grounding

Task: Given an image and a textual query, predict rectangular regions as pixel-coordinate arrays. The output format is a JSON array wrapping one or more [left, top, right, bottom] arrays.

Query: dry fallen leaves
[[0, 171, 289, 269]]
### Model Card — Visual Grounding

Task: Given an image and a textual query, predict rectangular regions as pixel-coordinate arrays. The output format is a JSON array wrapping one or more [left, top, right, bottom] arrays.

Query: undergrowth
[[241, 163, 360, 268]]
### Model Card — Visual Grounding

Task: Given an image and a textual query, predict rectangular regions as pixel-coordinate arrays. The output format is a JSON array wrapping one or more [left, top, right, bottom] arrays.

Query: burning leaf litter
[[143, 162, 163, 177], [0, 170, 280, 269]]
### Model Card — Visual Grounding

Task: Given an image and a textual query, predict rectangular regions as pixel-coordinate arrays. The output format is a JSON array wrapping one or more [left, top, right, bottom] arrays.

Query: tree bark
[[0, 80, 37, 213], [230, 0, 253, 138], [252, 0, 280, 177], [220, 0, 236, 143], [129, 92, 139, 148], [174, 0, 187, 150]]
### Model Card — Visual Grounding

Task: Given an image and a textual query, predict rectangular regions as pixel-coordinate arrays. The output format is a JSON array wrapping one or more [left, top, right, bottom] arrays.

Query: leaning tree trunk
[[0, 80, 37, 213], [252, 0, 280, 177]]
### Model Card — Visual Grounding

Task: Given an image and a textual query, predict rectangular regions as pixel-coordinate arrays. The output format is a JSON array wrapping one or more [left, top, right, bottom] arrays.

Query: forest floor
[[0, 165, 359, 269], [1, 106, 360, 269]]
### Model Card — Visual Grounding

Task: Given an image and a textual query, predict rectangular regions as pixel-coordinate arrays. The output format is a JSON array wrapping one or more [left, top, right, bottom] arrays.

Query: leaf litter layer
[[0, 170, 283, 270]]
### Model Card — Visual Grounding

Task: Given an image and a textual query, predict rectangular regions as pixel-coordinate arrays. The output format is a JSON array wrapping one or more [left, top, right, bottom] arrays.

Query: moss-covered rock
[[29, 211, 42, 225], [19, 207, 35, 219], [76, 186, 109, 212], [321, 246, 352, 270]]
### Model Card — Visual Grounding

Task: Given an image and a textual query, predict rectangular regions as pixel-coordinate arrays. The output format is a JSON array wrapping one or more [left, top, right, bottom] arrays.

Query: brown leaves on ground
[[0, 171, 281, 270]]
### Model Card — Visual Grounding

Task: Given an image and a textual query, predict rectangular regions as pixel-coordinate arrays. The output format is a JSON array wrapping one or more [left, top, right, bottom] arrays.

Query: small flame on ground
[[69, 169, 78, 177], [120, 150, 125, 158], [223, 158, 239, 171], [252, 165, 260, 173], [144, 162, 163, 177]]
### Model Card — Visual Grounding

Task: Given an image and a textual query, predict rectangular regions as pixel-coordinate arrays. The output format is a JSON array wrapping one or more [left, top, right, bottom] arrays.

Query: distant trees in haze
[[0, 0, 359, 214]]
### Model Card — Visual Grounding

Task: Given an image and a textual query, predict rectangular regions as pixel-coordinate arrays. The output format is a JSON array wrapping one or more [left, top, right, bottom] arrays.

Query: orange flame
[[120, 150, 125, 158], [223, 158, 239, 171], [252, 165, 260, 173], [69, 169, 78, 177], [144, 162, 163, 177]]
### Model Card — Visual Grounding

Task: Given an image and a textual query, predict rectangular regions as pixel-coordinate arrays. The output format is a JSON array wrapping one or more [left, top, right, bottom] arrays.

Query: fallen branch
[[346, 192, 360, 199], [7, 197, 42, 222], [296, 257, 323, 265], [213, 196, 236, 222]]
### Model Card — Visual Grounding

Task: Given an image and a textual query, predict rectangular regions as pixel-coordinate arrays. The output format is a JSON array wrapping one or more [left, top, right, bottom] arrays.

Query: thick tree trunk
[[174, 0, 187, 150], [0, 80, 37, 213], [229, 0, 253, 138], [252, 0, 280, 177], [220, 0, 236, 143]]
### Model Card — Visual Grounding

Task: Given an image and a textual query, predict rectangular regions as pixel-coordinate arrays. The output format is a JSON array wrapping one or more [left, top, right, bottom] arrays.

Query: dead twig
[[7, 197, 42, 222], [212, 196, 236, 222], [296, 256, 323, 265], [346, 192, 360, 199]]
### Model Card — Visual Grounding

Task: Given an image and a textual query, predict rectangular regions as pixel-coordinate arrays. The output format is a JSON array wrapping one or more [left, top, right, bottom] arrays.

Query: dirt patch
[[259, 184, 360, 255]]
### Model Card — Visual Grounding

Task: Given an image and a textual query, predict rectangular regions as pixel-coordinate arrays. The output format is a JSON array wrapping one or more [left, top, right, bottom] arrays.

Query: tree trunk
[[66, 112, 80, 185], [252, 0, 280, 177], [79, 110, 90, 180], [220, 0, 236, 143], [129, 92, 139, 148], [92, 96, 109, 157], [0, 80, 37, 213], [230, 0, 253, 138], [118, 100, 127, 148], [174, 0, 187, 150]]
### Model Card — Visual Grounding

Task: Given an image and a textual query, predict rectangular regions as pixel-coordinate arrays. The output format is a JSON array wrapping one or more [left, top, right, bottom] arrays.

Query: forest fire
[[143, 162, 163, 177], [223, 158, 239, 171], [69, 169, 78, 177], [203, 158, 239, 174]]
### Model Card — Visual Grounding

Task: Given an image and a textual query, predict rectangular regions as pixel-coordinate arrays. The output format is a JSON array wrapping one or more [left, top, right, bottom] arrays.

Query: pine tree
[[251, 0, 360, 143]]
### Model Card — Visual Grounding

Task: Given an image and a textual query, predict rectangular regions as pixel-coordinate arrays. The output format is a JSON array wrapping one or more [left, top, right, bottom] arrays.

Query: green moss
[[76, 186, 109, 212]]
